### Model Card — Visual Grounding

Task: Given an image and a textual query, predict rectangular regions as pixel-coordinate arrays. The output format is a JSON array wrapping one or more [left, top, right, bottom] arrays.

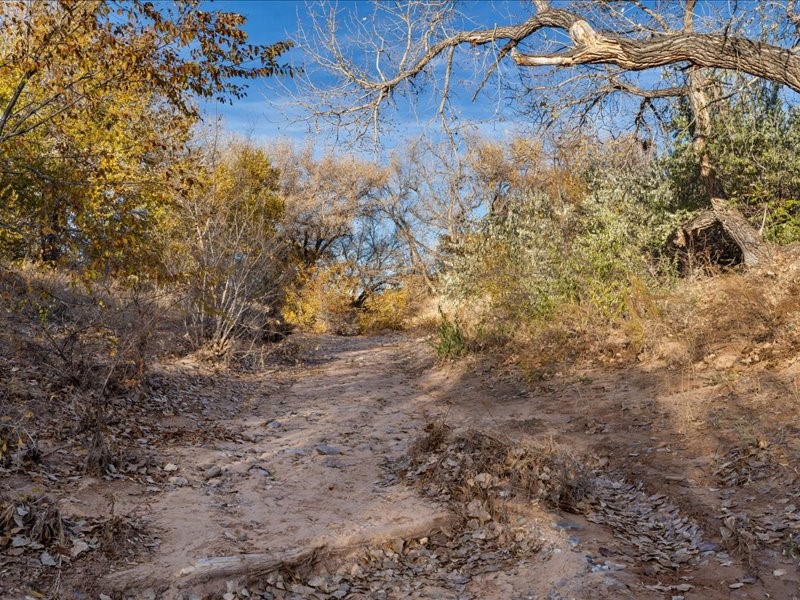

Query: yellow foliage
[[282, 263, 358, 334], [283, 266, 418, 334], [359, 287, 412, 333], [0, 0, 290, 279]]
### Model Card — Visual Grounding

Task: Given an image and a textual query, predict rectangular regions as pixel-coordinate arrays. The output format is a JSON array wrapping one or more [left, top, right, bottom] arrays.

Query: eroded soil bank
[[2, 332, 799, 599]]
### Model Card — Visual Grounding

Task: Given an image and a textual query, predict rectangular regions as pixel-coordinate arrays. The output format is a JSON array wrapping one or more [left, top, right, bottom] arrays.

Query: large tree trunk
[[684, 68, 769, 267]]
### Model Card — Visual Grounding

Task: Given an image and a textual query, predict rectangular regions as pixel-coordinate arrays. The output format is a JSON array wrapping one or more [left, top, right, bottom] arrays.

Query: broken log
[[102, 513, 453, 598], [668, 206, 771, 274]]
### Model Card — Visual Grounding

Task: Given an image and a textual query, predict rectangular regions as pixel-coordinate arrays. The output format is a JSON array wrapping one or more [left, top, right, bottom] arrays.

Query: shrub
[[432, 310, 467, 359], [441, 172, 681, 333], [2, 264, 163, 473], [282, 263, 359, 334], [359, 286, 412, 332], [434, 138, 690, 368], [284, 265, 421, 335], [172, 139, 289, 355]]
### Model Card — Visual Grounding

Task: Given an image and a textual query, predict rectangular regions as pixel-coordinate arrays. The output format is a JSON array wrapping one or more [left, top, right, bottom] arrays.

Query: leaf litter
[[4, 332, 800, 598], [230, 424, 713, 599], [393, 425, 706, 571], [0, 494, 155, 576]]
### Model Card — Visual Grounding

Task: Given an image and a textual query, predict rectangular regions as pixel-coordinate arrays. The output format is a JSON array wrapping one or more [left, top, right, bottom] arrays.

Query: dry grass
[[583, 245, 800, 376], [442, 246, 800, 380], [408, 421, 451, 455], [719, 513, 758, 569], [0, 263, 177, 476]]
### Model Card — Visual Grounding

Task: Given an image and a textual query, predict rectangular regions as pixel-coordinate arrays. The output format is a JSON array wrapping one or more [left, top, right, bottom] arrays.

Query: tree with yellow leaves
[[0, 0, 292, 272]]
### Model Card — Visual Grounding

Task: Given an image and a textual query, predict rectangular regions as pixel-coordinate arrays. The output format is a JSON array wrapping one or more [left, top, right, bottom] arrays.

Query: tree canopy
[[294, 0, 800, 265], [0, 0, 292, 272]]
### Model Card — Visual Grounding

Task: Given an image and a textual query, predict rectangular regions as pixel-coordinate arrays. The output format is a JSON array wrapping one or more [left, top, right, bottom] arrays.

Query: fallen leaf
[[71, 539, 89, 558]]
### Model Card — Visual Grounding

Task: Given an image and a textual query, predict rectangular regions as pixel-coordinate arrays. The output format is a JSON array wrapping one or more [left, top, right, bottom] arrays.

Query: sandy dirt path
[[94, 335, 451, 594], [88, 334, 621, 599], [5, 332, 799, 599]]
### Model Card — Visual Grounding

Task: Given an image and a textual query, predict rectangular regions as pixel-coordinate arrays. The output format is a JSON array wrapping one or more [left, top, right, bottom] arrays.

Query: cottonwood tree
[[374, 136, 516, 290], [269, 143, 386, 267], [0, 0, 292, 267], [297, 0, 800, 265], [0, 0, 292, 146], [376, 140, 472, 291], [276, 145, 419, 309], [333, 207, 408, 307]]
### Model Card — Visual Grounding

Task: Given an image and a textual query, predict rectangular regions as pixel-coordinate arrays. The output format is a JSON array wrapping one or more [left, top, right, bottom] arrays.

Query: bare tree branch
[[294, 0, 800, 148], [511, 15, 800, 94], [633, 0, 672, 32], [608, 77, 688, 98], [683, 0, 697, 32], [789, 0, 800, 34]]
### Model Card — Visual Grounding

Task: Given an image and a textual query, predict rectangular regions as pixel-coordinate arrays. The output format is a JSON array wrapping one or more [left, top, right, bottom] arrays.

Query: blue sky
[[201, 1, 793, 152], [202, 0, 529, 148], [200, 1, 306, 141]]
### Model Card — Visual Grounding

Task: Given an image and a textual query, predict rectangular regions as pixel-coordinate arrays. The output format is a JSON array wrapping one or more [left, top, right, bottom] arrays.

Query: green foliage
[[432, 310, 467, 359], [440, 157, 683, 335], [664, 79, 800, 243]]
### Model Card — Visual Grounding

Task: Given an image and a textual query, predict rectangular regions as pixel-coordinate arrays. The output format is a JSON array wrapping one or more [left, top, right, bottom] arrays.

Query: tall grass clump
[[432, 309, 468, 359]]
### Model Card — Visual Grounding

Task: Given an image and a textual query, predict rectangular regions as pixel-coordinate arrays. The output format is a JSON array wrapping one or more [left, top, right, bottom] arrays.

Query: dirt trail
[[91, 333, 618, 599], [4, 333, 800, 599], [102, 335, 454, 594]]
